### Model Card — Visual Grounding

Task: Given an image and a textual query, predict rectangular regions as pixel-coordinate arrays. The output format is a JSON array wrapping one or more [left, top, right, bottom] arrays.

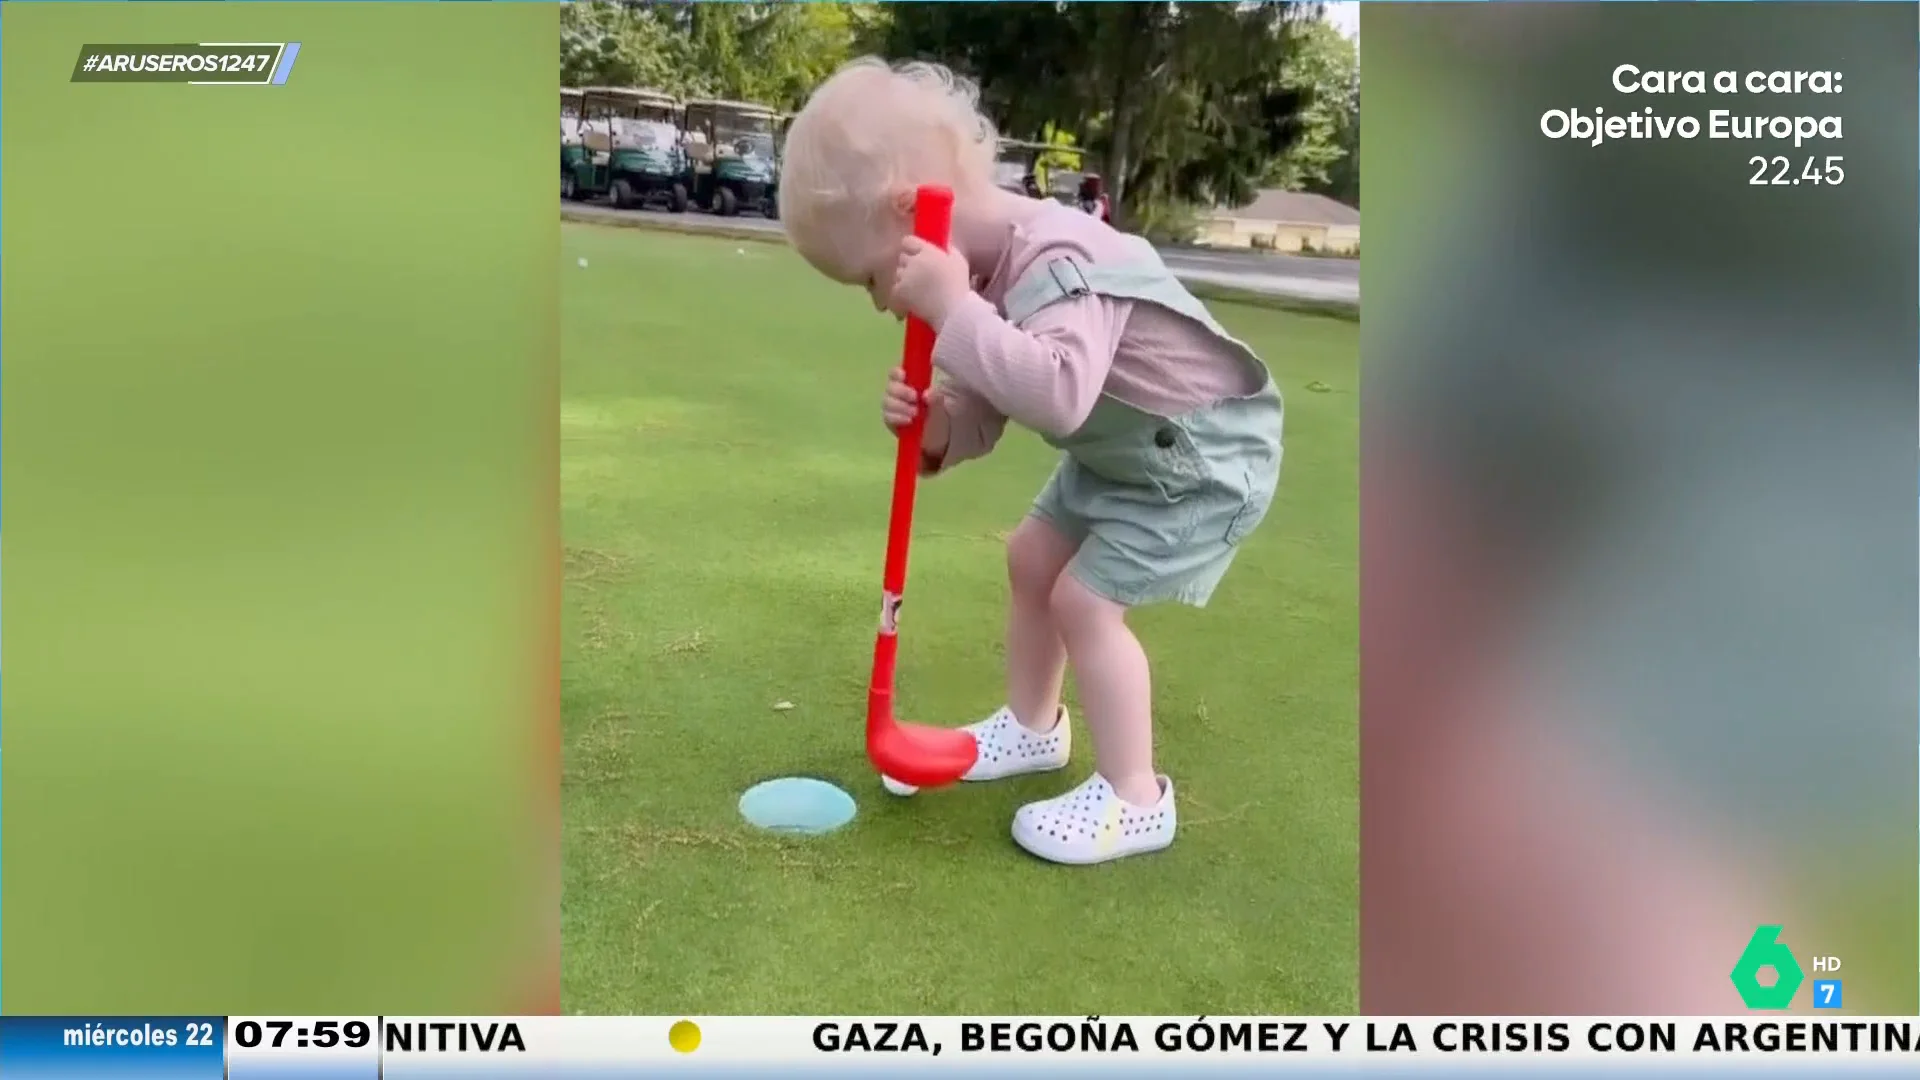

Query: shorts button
[[1154, 427, 1177, 449]]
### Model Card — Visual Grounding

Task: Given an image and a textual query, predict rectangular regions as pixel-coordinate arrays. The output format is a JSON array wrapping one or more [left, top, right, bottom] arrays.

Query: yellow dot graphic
[[669, 1019, 702, 1054]]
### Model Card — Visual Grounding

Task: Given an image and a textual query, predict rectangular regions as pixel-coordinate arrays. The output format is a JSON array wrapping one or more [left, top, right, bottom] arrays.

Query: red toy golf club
[[864, 184, 980, 789]]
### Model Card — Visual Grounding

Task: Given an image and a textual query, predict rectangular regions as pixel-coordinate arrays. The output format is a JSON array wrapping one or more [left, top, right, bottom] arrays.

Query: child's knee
[[1006, 532, 1058, 604], [1048, 570, 1126, 635], [1005, 518, 1072, 603]]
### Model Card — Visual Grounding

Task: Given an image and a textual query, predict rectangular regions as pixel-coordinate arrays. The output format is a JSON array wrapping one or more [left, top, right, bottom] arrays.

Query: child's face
[[859, 226, 911, 318], [794, 196, 913, 319]]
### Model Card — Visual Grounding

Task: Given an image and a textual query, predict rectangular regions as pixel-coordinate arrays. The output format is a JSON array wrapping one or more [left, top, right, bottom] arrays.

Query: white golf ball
[[577, 257, 588, 268], [880, 775, 919, 797]]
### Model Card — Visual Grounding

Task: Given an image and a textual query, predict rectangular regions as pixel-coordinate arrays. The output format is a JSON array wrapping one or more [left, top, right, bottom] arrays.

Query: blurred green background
[[1361, 4, 1915, 1013], [3, 4, 556, 1010]]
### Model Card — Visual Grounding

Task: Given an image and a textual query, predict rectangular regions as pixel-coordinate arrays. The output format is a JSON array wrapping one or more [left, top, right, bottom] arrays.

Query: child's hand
[[881, 368, 951, 455], [882, 367, 923, 434], [889, 235, 972, 330]]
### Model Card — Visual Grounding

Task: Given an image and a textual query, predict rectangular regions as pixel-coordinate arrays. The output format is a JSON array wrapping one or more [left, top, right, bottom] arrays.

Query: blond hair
[[779, 58, 999, 278]]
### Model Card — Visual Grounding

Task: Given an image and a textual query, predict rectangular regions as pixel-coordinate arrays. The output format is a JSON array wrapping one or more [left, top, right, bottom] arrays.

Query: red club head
[[867, 715, 978, 789]]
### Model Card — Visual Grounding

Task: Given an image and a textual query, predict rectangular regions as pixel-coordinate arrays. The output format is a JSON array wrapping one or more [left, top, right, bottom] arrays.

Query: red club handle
[[899, 187, 952, 402], [871, 185, 952, 687]]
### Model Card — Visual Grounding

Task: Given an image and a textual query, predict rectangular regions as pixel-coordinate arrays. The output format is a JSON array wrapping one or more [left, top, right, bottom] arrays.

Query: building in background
[[1200, 189, 1359, 255]]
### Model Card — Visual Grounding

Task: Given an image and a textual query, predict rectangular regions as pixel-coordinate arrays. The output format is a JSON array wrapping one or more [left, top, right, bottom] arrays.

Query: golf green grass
[[561, 222, 1357, 1014]]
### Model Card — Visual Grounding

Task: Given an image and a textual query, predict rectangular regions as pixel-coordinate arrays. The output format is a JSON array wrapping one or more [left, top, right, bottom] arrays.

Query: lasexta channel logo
[[1730, 925, 1802, 1009]]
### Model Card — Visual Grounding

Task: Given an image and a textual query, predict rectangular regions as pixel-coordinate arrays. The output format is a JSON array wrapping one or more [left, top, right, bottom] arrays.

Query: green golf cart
[[994, 139, 1051, 199], [995, 139, 1092, 204], [560, 88, 589, 190], [563, 87, 690, 212], [1043, 150, 1095, 207], [681, 99, 781, 218]]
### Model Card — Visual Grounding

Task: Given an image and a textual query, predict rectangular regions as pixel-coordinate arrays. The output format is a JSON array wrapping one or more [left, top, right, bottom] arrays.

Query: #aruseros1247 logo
[[71, 43, 302, 85]]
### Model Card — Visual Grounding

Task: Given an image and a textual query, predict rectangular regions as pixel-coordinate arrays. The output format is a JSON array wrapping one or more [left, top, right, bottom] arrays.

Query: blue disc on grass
[[738, 777, 856, 835]]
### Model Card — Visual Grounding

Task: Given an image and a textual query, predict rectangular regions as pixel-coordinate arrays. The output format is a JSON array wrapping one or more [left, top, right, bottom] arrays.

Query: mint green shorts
[[1031, 391, 1282, 608]]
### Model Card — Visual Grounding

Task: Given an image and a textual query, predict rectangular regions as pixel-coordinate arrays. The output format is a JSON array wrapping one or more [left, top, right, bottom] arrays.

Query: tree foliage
[[560, 2, 866, 111], [1315, 88, 1360, 208], [559, 1, 683, 94], [1264, 17, 1358, 196], [862, 3, 1086, 142], [872, 2, 1349, 227]]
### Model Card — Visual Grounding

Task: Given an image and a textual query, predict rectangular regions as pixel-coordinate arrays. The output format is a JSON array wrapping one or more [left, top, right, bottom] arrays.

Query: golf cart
[[561, 88, 589, 183], [681, 99, 781, 218], [994, 139, 1111, 219], [994, 139, 1052, 198], [563, 87, 690, 212]]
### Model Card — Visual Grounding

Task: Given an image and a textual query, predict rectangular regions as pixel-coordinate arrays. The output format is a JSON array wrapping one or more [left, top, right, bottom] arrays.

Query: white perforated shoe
[[1011, 773, 1177, 865], [961, 705, 1071, 782], [877, 705, 1070, 796]]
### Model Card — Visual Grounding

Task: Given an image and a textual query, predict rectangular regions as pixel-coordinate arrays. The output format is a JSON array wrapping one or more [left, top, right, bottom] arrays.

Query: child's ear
[[891, 186, 917, 222]]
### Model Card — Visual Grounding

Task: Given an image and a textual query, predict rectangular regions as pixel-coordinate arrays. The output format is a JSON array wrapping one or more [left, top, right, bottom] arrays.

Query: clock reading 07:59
[[233, 1019, 372, 1050], [1749, 155, 1844, 186]]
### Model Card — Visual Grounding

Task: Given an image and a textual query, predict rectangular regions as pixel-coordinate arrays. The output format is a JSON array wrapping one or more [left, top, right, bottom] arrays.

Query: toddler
[[779, 59, 1283, 866]]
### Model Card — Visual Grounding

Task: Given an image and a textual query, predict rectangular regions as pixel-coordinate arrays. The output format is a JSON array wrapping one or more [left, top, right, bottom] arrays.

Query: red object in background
[[1077, 175, 1111, 223], [864, 185, 980, 788]]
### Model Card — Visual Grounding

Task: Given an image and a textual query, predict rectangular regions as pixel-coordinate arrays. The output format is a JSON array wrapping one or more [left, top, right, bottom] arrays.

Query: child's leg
[[1048, 573, 1160, 807], [1003, 515, 1077, 733], [1004, 566, 1172, 863], [937, 514, 1075, 786], [944, 467, 1083, 786]]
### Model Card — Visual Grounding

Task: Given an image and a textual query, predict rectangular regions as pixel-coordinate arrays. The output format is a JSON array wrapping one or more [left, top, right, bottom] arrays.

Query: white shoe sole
[[964, 757, 1069, 782], [1011, 819, 1175, 865], [880, 757, 1066, 796]]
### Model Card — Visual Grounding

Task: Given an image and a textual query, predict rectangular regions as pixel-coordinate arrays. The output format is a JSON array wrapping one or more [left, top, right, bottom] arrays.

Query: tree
[[1264, 16, 1358, 195], [1133, 4, 1322, 213], [1315, 91, 1359, 208], [875, 2, 1322, 228], [560, 2, 682, 92], [561, 2, 862, 110], [863, 3, 1082, 141], [732, 4, 862, 109]]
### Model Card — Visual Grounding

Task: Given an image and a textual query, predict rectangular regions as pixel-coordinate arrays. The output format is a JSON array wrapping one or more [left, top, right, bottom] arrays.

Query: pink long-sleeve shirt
[[924, 201, 1260, 474]]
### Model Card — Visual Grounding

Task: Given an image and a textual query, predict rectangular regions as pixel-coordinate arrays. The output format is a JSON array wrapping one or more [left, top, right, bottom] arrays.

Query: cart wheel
[[715, 187, 739, 217], [670, 184, 690, 214], [561, 171, 577, 201], [611, 179, 634, 209]]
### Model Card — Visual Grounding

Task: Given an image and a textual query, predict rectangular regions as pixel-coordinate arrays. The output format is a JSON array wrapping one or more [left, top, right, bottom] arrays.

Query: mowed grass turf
[[561, 223, 1356, 1014]]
